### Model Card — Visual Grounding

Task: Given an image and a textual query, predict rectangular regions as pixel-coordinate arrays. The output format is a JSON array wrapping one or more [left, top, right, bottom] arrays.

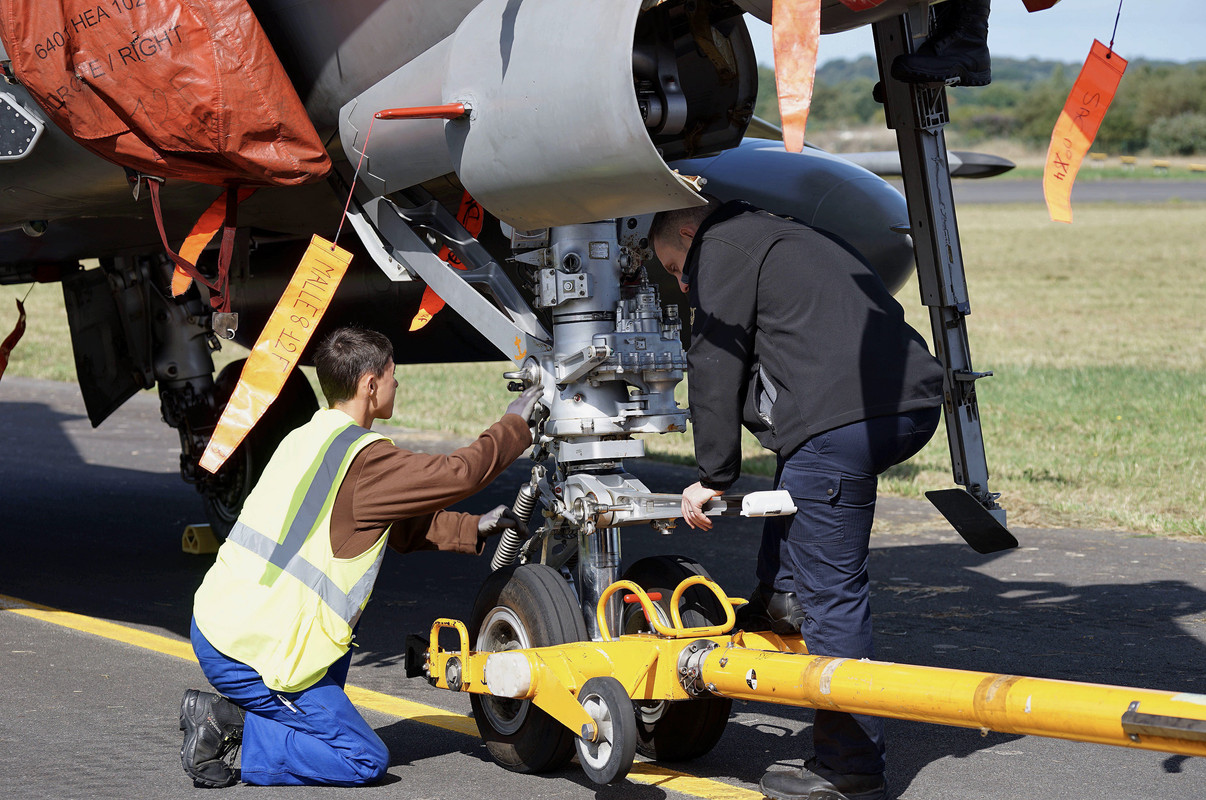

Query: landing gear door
[[61, 265, 153, 427]]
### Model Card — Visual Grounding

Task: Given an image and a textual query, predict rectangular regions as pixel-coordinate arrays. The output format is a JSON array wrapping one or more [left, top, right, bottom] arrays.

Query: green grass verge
[[882, 365, 1206, 536]]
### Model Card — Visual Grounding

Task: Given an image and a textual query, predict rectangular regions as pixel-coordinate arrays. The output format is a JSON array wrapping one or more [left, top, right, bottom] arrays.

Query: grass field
[[3, 202, 1204, 536]]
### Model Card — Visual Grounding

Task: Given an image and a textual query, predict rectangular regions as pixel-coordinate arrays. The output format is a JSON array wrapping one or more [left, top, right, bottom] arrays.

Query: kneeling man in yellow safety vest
[[179, 326, 541, 787]]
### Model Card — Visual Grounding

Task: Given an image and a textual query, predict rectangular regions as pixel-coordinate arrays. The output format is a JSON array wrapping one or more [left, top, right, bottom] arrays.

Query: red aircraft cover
[[0, 0, 329, 186]]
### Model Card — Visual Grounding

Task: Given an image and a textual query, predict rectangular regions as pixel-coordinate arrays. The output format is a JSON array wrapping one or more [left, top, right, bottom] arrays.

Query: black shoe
[[760, 757, 887, 800], [734, 584, 805, 636], [180, 689, 244, 788], [892, 0, 991, 87]]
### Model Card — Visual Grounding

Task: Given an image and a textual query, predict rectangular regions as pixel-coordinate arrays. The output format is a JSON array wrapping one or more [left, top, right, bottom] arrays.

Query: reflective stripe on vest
[[228, 519, 385, 629], [270, 423, 363, 570], [228, 422, 382, 628]]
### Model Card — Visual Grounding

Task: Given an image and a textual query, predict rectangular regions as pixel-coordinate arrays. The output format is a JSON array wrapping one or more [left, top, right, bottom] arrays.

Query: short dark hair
[[313, 327, 394, 405], [648, 196, 723, 251]]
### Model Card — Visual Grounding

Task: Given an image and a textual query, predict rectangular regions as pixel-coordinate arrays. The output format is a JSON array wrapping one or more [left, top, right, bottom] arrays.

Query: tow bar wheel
[[469, 563, 588, 773], [575, 676, 638, 784]]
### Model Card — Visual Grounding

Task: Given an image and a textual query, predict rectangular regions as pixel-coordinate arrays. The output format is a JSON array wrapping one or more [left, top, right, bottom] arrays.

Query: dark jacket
[[684, 201, 945, 491]]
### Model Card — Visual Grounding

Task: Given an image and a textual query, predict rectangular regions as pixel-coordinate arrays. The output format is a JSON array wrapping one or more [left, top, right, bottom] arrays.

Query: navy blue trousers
[[756, 406, 940, 776], [191, 618, 388, 786]]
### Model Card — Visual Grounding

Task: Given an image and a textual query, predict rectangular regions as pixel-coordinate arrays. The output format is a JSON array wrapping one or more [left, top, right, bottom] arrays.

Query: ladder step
[[925, 489, 1018, 554]]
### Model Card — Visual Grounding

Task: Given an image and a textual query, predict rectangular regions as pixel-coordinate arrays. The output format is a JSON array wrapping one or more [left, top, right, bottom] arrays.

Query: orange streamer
[[1044, 41, 1128, 224], [0, 299, 27, 381], [171, 187, 258, 297], [199, 235, 353, 473], [409, 192, 485, 332], [772, 0, 821, 154]]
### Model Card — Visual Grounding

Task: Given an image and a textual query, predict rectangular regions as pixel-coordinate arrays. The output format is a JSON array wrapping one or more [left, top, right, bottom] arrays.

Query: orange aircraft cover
[[0, 0, 329, 186]]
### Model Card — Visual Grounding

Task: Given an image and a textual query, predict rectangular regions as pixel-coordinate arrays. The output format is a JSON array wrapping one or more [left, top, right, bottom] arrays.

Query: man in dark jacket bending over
[[650, 199, 945, 800]]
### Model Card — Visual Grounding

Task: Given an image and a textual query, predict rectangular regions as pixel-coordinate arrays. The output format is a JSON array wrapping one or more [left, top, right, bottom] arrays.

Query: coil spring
[[489, 481, 538, 571]]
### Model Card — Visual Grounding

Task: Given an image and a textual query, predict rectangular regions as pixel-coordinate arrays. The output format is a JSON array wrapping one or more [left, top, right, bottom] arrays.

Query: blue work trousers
[[190, 618, 388, 786], [756, 406, 940, 776]]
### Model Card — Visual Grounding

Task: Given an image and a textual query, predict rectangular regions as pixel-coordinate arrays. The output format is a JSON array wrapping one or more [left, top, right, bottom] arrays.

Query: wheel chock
[[181, 524, 220, 555]]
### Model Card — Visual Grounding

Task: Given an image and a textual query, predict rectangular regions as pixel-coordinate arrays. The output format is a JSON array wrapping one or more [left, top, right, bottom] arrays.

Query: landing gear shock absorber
[[490, 471, 541, 571]]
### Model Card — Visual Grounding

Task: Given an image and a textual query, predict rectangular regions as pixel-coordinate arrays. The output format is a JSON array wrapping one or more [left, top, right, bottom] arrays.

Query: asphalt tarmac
[[2, 376, 1204, 800]]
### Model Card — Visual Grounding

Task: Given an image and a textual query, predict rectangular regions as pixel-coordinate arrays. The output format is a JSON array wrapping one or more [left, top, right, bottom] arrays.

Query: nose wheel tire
[[469, 563, 588, 773], [620, 555, 733, 762], [575, 676, 638, 785]]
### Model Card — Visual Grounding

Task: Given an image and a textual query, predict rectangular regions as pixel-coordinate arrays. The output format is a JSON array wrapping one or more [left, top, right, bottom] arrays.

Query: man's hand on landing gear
[[505, 385, 543, 424], [680, 481, 722, 531], [477, 505, 529, 541]]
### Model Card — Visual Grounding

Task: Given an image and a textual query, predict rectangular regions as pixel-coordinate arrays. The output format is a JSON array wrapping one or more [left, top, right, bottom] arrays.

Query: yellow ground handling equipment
[[413, 570, 1206, 785]]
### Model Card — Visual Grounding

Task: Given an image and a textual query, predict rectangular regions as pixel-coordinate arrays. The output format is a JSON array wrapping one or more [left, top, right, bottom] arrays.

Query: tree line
[[754, 57, 1206, 155]]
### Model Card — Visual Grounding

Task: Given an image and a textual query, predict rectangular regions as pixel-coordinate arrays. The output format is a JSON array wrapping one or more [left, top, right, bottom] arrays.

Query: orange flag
[[199, 235, 353, 473], [171, 187, 259, 297], [0, 299, 27, 381], [1044, 41, 1128, 224], [772, 0, 821, 153], [409, 192, 484, 332]]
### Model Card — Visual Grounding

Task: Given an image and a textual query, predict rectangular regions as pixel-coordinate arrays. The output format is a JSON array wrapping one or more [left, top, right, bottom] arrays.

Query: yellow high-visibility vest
[[193, 408, 390, 692]]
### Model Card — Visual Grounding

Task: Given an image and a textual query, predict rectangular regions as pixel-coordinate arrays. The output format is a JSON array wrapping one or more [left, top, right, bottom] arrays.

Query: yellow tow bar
[[423, 576, 1206, 784]]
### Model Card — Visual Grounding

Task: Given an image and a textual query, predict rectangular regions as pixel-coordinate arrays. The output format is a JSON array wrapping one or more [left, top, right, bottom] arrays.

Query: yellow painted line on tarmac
[[343, 685, 481, 738], [0, 593, 196, 661], [0, 592, 763, 800]]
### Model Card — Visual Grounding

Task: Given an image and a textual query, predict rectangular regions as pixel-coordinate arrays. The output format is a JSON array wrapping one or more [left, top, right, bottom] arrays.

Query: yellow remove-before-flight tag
[[199, 235, 353, 473]]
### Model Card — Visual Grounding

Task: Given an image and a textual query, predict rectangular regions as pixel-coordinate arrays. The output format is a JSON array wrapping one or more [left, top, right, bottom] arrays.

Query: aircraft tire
[[469, 563, 588, 774], [620, 555, 733, 762], [201, 359, 318, 537]]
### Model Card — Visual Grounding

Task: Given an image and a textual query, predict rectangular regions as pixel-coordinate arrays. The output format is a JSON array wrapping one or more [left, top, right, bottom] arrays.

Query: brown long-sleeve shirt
[[328, 414, 531, 559]]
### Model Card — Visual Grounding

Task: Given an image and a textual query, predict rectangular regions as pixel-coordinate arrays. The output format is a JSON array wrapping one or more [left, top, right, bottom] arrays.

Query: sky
[[747, 1, 1206, 67]]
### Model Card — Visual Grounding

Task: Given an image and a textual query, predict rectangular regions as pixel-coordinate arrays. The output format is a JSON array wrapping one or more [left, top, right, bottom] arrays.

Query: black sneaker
[[733, 584, 806, 636], [180, 689, 244, 788], [760, 757, 887, 800]]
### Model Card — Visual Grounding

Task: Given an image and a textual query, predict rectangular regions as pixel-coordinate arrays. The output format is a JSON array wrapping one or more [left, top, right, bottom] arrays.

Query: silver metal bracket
[[1121, 700, 1206, 744], [346, 196, 552, 365], [0, 92, 43, 161], [211, 313, 238, 341], [535, 269, 592, 308]]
